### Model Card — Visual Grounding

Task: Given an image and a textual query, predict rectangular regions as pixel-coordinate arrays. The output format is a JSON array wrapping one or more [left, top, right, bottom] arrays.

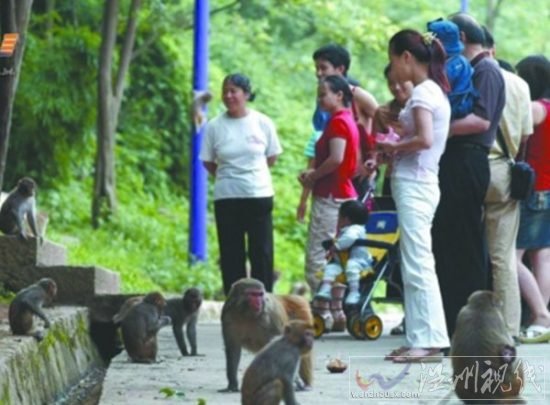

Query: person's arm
[[300, 138, 345, 188], [353, 87, 379, 134], [377, 107, 433, 153], [296, 158, 315, 222], [202, 161, 217, 177], [532, 100, 547, 127], [450, 113, 490, 135]]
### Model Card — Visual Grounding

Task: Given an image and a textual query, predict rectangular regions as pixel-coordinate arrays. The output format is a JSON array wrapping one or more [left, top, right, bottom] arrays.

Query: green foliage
[[6, 0, 549, 297]]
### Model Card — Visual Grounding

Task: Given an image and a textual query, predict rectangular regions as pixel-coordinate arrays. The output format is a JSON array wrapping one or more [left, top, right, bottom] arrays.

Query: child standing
[[315, 200, 372, 305]]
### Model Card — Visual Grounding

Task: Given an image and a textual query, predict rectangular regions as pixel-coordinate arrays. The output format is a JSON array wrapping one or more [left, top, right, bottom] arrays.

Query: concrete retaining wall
[[0, 307, 103, 405]]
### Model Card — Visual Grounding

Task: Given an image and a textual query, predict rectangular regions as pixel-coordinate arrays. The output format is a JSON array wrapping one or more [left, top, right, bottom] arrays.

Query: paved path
[[100, 311, 549, 404]]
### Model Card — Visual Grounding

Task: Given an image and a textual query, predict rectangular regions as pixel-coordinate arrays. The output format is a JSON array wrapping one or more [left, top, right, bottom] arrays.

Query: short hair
[[448, 13, 485, 45], [497, 59, 515, 73], [481, 25, 494, 49], [312, 44, 351, 75], [339, 200, 369, 225], [516, 55, 550, 100]]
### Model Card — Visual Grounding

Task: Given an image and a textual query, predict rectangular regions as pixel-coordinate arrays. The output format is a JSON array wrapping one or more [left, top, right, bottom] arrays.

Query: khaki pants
[[484, 158, 521, 337], [305, 196, 342, 291]]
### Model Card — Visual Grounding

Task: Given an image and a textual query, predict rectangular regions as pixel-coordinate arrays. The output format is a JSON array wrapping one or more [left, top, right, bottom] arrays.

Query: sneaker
[[315, 283, 332, 300], [345, 290, 361, 305]]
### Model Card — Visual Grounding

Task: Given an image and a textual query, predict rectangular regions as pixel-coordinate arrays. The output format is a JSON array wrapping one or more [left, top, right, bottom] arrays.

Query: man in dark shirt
[[432, 13, 506, 338]]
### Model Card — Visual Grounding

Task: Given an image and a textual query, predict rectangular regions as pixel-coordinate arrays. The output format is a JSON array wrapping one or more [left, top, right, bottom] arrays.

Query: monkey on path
[[241, 320, 314, 405], [113, 288, 203, 357], [0, 177, 40, 240], [9, 278, 57, 339], [220, 278, 313, 393], [163, 287, 203, 356], [120, 292, 171, 363], [450, 290, 524, 403]]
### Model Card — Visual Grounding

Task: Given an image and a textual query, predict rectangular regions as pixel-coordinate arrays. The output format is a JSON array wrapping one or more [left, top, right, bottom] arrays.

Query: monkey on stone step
[[241, 320, 314, 405], [163, 287, 203, 356], [450, 290, 524, 404], [9, 278, 57, 339], [120, 291, 171, 363], [220, 278, 313, 393], [0, 177, 40, 240]]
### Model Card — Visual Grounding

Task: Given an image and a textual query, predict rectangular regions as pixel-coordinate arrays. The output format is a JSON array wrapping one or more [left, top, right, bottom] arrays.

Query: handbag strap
[[495, 127, 513, 162]]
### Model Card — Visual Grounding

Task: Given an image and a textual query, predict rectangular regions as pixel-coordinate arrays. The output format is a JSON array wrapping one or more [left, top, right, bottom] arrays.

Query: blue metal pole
[[461, 0, 468, 12], [189, 0, 209, 263]]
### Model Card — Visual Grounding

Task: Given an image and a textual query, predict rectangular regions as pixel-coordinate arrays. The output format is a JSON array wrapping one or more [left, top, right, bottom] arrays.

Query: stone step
[[0, 306, 103, 405], [0, 237, 67, 269]]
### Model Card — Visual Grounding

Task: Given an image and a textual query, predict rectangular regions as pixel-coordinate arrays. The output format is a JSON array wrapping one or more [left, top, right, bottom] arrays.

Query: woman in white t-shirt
[[200, 74, 283, 295], [377, 30, 451, 363]]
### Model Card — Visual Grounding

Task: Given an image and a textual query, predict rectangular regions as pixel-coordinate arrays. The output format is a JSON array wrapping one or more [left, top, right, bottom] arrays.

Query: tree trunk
[[0, 0, 34, 191], [92, 0, 142, 227], [486, 0, 505, 33]]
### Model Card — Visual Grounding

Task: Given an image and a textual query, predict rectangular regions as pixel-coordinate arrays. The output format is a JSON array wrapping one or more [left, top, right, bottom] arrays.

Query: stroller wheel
[[363, 314, 383, 340], [347, 313, 366, 340], [313, 314, 326, 338]]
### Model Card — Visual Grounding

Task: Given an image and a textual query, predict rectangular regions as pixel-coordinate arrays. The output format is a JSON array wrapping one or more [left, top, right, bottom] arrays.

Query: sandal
[[384, 346, 409, 361], [519, 324, 550, 344], [392, 348, 443, 363]]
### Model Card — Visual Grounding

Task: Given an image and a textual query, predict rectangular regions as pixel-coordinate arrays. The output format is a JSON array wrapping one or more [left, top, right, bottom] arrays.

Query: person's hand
[[363, 156, 378, 176], [296, 202, 307, 223], [376, 138, 398, 154], [299, 169, 316, 188]]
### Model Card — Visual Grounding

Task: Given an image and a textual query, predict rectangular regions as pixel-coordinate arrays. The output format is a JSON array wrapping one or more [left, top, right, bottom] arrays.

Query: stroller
[[311, 194, 402, 340]]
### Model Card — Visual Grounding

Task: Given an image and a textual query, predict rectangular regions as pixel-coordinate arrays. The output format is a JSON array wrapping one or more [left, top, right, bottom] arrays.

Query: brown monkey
[[0, 177, 40, 240], [450, 290, 524, 403], [9, 278, 57, 338], [120, 291, 171, 363], [163, 287, 203, 356], [112, 296, 143, 324], [220, 278, 313, 393], [241, 320, 314, 405], [191, 90, 212, 127]]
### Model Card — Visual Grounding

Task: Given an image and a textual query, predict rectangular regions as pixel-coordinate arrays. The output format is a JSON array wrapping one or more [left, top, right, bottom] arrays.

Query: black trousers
[[214, 197, 274, 295], [432, 143, 490, 338]]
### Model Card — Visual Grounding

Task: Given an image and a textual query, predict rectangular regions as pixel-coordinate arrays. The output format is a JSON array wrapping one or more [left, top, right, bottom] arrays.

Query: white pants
[[392, 177, 450, 348], [323, 257, 367, 283]]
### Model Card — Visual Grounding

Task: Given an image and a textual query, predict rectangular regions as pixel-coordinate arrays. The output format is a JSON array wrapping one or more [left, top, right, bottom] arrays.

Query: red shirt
[[527, 99, 550, 191], [313, 109, 358, 199]]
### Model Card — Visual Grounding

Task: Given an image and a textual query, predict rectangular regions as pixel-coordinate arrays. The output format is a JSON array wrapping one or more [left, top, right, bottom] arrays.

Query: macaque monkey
[[0, 177, 40, 240], [9, 278, 57, 339], [164, 287, 203, 356], [113, 288, 203, 357], [450, 290, 524, 403], [241, 320, 314, 405], [192, 90, 212, 128], [120, 292, 171, 363], [220, 278, 313, 393]]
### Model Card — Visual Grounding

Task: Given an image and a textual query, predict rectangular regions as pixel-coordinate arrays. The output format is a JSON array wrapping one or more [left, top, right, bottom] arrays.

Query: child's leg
[[316, 262, 343, 299], [345, 260, 362, 305]]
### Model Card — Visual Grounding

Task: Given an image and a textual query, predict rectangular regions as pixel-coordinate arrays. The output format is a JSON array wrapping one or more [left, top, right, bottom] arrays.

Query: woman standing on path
[[299, 75, 360, 294], [200, 73, 283, 296], [377, 30, 451, 362]]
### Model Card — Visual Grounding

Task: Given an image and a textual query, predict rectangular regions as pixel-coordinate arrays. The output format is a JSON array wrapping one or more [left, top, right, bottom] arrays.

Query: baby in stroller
[[315, 200, 373, 305]]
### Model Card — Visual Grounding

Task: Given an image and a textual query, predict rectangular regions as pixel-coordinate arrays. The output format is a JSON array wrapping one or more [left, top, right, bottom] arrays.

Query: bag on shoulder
[[510, 161, 535, 200]]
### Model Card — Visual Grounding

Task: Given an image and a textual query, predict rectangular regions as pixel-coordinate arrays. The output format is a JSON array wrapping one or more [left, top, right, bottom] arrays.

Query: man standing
[[432, 13, 506, 337], [482, 27, 533, 339]]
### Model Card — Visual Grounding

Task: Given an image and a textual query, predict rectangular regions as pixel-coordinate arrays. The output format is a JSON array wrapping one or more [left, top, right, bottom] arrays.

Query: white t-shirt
[[200, 109, 282, 200], [392, 79, 451, 183]]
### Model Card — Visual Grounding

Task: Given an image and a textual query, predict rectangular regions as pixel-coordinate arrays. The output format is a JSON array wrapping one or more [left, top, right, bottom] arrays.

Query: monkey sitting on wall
[[241, 320, 314, 405], [9, 278, 57, 340], [450, 290, 524, 403], [120, 291, 171, 363], [0, 177, 40, 240], [220, 278, 313, 393]]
